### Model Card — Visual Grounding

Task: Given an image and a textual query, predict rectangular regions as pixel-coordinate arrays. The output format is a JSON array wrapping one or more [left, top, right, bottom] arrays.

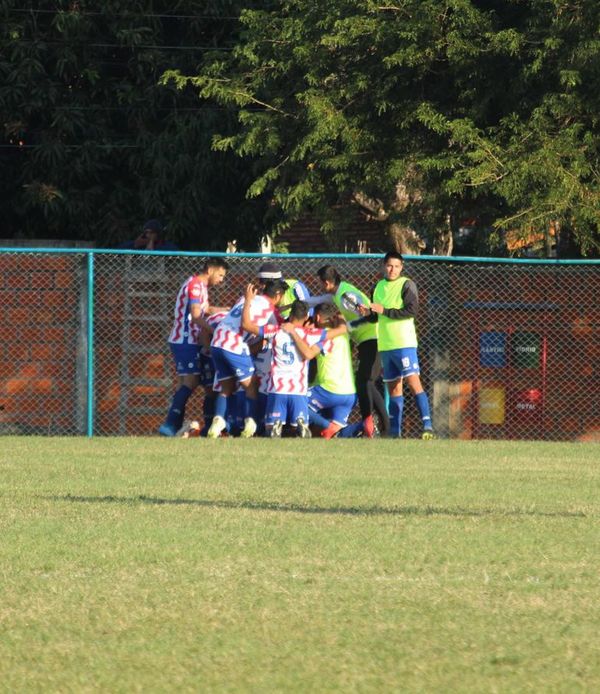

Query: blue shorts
[[380, 347, 421, 381], [265, 393, 309, 427], [169, 343, 201, 375], [211, 347, 255, 383], [308, 385, 356, 426]]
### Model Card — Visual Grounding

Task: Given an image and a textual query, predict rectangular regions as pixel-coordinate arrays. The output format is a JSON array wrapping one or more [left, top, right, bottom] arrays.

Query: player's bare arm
[[282, 324, 320, 361], [205, 305, 230, 315], [324, 323, 348, 340], [241, 283, 261, 335]]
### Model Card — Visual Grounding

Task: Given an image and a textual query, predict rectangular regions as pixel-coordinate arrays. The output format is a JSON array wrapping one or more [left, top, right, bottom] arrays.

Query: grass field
[[1, 437, 599, 692]]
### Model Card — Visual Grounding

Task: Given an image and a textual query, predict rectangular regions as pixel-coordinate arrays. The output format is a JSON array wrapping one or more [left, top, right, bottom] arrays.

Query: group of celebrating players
[[158, 252, 435, 440]]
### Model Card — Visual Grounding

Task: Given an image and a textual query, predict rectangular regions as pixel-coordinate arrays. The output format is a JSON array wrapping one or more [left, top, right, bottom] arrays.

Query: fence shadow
[[42, 494, 587, 519]]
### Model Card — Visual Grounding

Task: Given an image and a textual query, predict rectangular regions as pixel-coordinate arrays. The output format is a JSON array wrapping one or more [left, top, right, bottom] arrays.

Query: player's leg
[[290, 395, 311, 438], [159, 343, 200, 436], [239, 370, 260, 438], [405, 371, 434, 437], [255, 391, 268, 436], [381, 349, 405, 438], [356, 339, 390, 437], [322, 393, 356, 439], [198, 352, 216, 436], [308, 386, 334, 433], [398, 347, 434, 437], [207, 347, 237, 438], [387, 377, 405, 438], [264, 393, 283, 438]]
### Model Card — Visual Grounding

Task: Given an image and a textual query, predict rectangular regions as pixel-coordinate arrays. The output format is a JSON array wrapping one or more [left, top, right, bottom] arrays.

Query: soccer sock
[[415, 392, 433, 430], [389, 395, 404, 437], [245, 394, 258, 422], [308, 408, 331, 429], [166, 386, 192, 430], [337, 421, 363, 438], [200, 395, 215, 436], [214, 394, 228, 420]]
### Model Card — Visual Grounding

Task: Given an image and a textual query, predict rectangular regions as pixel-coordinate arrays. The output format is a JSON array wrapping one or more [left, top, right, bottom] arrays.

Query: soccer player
[[158, 258, 229, 437], [256, 262, 311, 319], [251, 338, 273, 436], [208, 279, 288, 438], [285, 303, 357, 439], [265, 300, 326, 438], [307, 265, 390, 437], [359, 251, 434, 439]]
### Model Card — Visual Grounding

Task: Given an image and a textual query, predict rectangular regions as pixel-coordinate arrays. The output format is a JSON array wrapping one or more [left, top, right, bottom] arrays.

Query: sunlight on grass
[[0, 438, 598, 691]]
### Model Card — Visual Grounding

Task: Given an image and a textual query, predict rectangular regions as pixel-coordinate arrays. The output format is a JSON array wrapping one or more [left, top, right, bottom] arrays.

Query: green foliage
[[172, 0, 600, 256], [0, 0, 267, 249]]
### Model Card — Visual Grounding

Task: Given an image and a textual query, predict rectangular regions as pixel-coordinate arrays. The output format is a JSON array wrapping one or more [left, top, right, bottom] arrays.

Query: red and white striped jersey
[[267, 327, 324, 395], [210, 294, 278, 356], [168, 275, 209, 345], [253, 340, 273, 395], [205, 311, 227, 329]]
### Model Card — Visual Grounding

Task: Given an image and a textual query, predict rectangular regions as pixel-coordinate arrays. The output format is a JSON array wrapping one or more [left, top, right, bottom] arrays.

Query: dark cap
[[257, 262, 282, 279]]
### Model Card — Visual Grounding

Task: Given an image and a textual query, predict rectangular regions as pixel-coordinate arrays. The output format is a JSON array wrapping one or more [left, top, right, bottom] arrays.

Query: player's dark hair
[[314, 302, 342, 328], [263, 278, 289, 298], [383, 251, 403, 264], [289, 299, 309, 321], [201, 258, 229, 272], [317, 265, 341, 286]]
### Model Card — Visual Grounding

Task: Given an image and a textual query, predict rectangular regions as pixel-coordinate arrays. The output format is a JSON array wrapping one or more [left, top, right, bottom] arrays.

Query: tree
[[166, 0, 600, 257], [0, 0, 266, 249]]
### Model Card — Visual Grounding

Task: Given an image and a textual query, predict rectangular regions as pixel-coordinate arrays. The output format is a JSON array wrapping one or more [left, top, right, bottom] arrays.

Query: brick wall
[[1, 252, 598, 440]]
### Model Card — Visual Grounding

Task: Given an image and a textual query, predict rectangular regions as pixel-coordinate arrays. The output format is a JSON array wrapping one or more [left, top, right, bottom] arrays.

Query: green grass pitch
[[1, 437, 599, 692]]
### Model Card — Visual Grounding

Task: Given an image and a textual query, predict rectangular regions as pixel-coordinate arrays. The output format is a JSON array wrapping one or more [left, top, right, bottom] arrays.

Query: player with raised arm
[[207, 279, 288, 439], [158, 258, 229, 437]]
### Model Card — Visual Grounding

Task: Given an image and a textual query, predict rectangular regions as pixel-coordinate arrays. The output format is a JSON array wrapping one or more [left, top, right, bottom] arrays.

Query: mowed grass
[[1, 438, 599, 693]]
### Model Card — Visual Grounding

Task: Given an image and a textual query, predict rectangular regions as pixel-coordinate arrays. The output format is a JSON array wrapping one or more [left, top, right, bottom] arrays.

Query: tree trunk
[[387, 222, 426, 255], [432, 214, 453, 256]]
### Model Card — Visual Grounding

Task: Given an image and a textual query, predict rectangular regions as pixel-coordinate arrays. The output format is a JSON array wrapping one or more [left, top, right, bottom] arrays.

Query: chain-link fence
[[1, 249, 598, 440]]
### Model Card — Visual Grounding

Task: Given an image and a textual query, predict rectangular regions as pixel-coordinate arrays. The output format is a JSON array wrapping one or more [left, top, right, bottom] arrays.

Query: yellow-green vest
[[373, 277, 418, 351], [315, 333, 356, 394], [332, 281, 377, 345]]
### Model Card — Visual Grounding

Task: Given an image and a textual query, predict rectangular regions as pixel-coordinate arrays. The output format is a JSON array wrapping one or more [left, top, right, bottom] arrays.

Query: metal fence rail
[[0, 249, 598, 440]]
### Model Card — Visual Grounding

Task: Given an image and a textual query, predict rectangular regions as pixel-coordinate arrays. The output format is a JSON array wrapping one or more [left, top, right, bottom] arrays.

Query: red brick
[[40, 289, 76, 309], [30, 272, 55, 289], [2, 344, 26, 361], [4, 379, 29, 395], [54, 271, 75, 289], [5, 274, 30, 289], [6, 308, 30, 325], [126, 414, 162, 434], [40, 256, 71, 272], [33, 378, 53, 393], [30, 344, 54, 361]]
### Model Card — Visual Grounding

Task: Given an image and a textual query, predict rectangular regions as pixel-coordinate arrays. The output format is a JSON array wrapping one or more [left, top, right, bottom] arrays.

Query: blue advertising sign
[[479, 331, 507, 368]]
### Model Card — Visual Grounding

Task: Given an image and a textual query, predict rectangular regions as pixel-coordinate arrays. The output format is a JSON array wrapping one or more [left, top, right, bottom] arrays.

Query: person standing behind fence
[[358, 251, 435, 439], [158, 258, 229, 437], [308, 265, 390, 438], [118, 219, 179, 251]]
